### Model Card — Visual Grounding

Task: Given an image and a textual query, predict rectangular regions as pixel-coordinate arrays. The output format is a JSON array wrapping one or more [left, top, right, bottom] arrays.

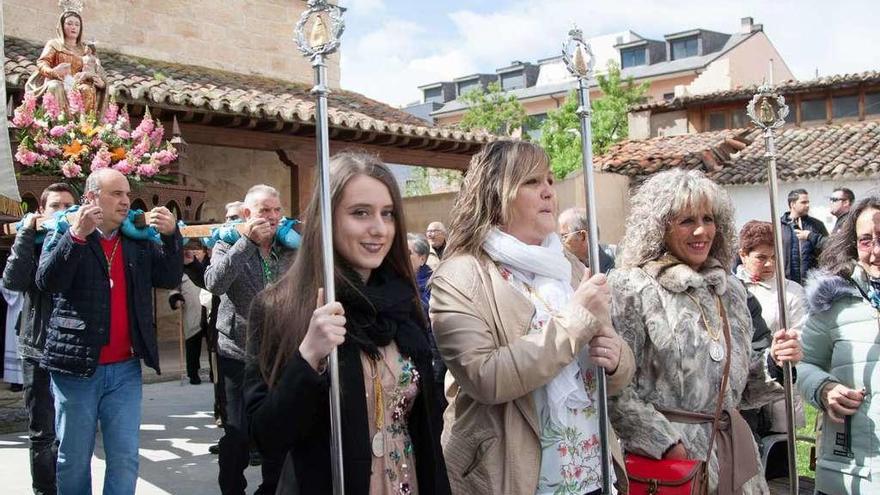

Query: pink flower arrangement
[[91, 147, 112, 170], [12, 93, 37, 128], [61, 159, 82, 178], [149, 126, 164, 147], [49, 125, 68, 137], [36, 141, 62, 157], [42, 93, 61, 120], [136, 162, 159, 178], [129, 137, 151, 162], [15, 146, 40, 167], [152, 148, 177, 166], [12, 93, 178, 182], [131, 115, 155, 141], [112, 159, 135, 175], [102, 103, 118, 125], [67, 89, 84, 115]]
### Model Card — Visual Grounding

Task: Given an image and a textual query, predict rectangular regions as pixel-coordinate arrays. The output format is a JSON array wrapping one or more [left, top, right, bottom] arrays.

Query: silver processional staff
[[295, 1, 346, 493]]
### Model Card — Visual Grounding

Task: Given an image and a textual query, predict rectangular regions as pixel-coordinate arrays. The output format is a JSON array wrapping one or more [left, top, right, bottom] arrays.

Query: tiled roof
[[632, 71, 880, 112], [596, 121, 880, 185], [4, 36, 492, 146]]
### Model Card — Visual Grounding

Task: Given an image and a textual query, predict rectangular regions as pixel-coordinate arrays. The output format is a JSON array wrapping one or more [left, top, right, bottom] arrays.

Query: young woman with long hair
[[243, 152, 449, 495]]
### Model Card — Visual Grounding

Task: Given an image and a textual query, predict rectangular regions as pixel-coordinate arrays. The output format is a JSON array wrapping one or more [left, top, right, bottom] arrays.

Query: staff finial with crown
[[58, 0, 84, 15]]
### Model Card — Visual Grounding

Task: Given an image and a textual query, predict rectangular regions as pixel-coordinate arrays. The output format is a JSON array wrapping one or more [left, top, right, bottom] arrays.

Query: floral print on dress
[[363, 344, 421, 495], [497, 264, 606, 495]]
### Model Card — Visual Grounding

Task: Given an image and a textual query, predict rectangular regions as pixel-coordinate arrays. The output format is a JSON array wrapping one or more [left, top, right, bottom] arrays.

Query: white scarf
[[483, 228, 593, 426]]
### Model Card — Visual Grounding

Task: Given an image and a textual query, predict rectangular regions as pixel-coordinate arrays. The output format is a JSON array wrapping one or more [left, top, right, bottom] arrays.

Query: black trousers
[[23, 357, 57, 495], [217, 356, 281, 495], [185, 329, 208, 380]]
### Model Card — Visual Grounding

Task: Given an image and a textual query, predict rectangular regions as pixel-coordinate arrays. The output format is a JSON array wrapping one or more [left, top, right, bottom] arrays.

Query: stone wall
[[178, 143, 293, 222], [3, 0, 340, 87], [402, 169, 631, 244]]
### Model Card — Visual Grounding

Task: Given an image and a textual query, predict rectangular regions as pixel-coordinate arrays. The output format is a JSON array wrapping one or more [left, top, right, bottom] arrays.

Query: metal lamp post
[[746, 76, 798, 495], [294, 2, 346, 493], [562, 26, 613, 495]]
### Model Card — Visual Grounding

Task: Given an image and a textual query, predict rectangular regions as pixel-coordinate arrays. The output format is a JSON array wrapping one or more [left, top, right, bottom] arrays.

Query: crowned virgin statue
[[25, 0, 107, 116]]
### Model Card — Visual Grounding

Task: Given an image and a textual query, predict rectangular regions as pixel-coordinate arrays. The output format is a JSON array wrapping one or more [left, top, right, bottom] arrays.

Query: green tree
[[458, 82, 531, 137], [404, 166, 432, 197], [540, 61, 648, 178], [403, 167, 463, 197]]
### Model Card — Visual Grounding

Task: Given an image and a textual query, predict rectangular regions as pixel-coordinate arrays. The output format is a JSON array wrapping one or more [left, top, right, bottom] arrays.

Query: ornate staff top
[[562, 26, 594, 80], [295, 0, 345, 60], [746, 83, 789, 130]]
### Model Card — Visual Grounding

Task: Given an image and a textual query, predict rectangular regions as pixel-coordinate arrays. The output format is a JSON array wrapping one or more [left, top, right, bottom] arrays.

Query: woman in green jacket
[[799, 195, 880, 495]]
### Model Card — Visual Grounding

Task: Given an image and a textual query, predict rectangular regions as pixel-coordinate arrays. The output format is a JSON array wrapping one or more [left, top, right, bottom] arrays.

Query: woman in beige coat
[[430, 140, 634, 495]]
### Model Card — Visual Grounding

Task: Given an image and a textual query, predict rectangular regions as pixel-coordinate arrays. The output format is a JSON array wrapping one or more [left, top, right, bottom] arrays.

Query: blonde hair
[[617, 168, 738, 269], [445, 140, 550, 259]]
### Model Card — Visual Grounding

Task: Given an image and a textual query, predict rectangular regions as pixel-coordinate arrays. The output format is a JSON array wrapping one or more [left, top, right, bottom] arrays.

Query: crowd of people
[[0, 140, 876, 495]]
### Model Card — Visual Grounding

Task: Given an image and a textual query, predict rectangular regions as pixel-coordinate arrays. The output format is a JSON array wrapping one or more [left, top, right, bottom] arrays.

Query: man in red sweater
[[37, 168, 183, 494]]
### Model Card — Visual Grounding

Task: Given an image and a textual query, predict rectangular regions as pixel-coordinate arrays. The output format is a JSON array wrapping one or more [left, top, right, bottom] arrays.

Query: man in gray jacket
[[3, 182, 76, 495], [205, 184, 296, 495]]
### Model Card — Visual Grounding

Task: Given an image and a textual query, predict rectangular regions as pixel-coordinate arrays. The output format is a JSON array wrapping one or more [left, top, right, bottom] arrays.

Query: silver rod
[[764, 128, 798, 495], [312, 52, 345, 495], [576, 77, 612, 495]]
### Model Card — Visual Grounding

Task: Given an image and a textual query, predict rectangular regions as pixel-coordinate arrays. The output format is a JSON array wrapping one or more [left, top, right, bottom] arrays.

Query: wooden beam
[[276, 149, 301, 217], [180, 222, 246, 238], [179, 124, 473, 169]]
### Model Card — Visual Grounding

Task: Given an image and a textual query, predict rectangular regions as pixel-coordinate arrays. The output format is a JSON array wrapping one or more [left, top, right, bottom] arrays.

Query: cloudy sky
[[337, 0, 880, 107]]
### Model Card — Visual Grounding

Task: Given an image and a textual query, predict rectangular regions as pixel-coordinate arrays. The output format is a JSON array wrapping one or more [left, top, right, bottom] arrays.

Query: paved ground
[[0, 378, 263, 494]]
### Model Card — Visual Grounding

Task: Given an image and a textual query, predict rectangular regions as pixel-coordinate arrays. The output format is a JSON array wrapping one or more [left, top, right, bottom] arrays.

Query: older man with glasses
[[558, 207, 615, 273], [425, 221, 447, 270], [830, 187, 855, 234]]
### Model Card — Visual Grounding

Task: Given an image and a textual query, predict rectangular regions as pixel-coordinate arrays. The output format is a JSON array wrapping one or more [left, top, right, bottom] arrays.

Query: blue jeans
[[51, 359, 142, 495]]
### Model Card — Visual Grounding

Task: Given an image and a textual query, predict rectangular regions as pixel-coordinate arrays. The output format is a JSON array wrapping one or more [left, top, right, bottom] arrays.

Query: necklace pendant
[[371, 431, 385, 458], [109, 278, 114, 289], [709, 341, 725, 362]]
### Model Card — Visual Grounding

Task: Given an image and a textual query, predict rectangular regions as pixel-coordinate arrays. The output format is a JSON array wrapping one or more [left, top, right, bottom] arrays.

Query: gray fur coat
[[609, 256, 783, 494]]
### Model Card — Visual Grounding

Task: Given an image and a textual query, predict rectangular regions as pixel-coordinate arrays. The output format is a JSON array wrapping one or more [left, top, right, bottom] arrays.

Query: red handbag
[[625, 454, 707, 495], [624, 295, 731, 495]]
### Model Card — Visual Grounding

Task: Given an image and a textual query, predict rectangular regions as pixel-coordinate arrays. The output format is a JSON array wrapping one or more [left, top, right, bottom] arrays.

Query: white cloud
[[341, 0, 880, 107]]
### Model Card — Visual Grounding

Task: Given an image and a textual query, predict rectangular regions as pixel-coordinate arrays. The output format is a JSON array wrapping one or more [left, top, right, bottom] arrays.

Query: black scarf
[[335, 261, 430, 361]]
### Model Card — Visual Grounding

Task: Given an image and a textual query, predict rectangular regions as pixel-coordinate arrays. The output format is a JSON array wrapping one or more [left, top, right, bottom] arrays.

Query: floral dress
[[362, 341, 421, 495], [500, 266, 605, 495]]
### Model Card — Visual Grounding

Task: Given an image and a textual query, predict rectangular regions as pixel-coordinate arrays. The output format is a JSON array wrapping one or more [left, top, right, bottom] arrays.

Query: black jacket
[[36, 229, 183, 377], [2, 227, 53, 360], [244, 297, 450, 495], [780, 212, 828, 283], [832, 211, 851, 234]]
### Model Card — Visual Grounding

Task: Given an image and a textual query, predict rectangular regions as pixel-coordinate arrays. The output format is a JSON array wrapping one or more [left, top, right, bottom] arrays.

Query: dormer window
[[670, 36, 699, 60], [500, 70, 525, 91], [423, 86, 444, 104], [457, 79, 480, 96], [620, 47, 647, 69]]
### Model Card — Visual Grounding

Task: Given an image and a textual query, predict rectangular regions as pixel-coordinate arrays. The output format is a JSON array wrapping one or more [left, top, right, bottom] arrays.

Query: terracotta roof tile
[[633, 71, 880, 112], [597, 121, 880, 185], [4, 36, 492, 145]]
